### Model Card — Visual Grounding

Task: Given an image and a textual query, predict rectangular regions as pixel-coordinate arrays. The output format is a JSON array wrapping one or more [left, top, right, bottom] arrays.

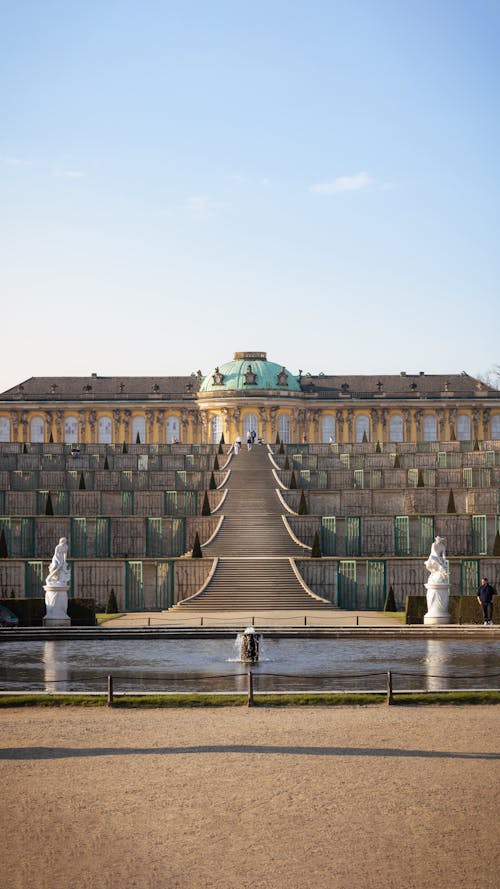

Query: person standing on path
[[477, 577, 496, 625]]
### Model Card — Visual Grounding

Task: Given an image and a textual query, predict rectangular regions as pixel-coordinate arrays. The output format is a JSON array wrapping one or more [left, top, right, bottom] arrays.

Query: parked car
[[0, 604, 19, 628]]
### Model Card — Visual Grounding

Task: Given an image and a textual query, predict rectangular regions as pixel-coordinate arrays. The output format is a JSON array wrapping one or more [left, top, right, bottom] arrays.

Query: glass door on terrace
[[278, 414, 290, 443], [166, 416, 179, 443], [243, 413, 258, 441]]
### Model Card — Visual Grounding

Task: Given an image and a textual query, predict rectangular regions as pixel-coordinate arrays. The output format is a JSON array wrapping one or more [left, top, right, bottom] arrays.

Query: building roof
[[0, 375, 200, 401], [300, 371, 499, 400], [199, 352, 301, 393], [0, 367, 498, 402]]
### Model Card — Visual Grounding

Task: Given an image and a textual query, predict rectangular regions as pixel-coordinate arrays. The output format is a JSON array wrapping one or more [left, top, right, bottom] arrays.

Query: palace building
[[1, 351, 499, 445]]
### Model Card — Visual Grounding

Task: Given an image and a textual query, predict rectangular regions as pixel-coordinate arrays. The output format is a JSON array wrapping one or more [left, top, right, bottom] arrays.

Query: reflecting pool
[[1, 638, 499, 693]]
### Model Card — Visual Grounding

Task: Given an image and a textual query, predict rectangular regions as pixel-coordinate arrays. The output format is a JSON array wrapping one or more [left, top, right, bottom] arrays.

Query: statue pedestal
[[43, 616, 71, 627], [424, 580, 451, 625], [44, 581, 71, 627]]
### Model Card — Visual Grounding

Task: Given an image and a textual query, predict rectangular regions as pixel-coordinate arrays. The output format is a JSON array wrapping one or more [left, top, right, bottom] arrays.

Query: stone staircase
[[173, 445, 334, 611]]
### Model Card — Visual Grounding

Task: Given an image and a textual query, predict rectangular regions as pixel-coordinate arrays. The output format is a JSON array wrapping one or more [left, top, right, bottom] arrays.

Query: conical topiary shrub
[[447, 488, 456, 514], [209, 471, 217, 490], [279, 441, 285, 455], [493, 531, 500, 557], [220, 433, 225, 445], [136, 432, 141, 444], [362, 430, 368, 443], [45, 492, 54, 516], [276, 433, 280, 444], [450, 426, 456, 441], [106, 588, 118, 614], [103, 455, 110, 470], [417, 469, 425, 487], [393, 453, 401, 469], [473, 439, 480, 451], [192, 532, 203, 558], [384, 585, 397, 612], [298, 490, 308, 515], [218, 441, 224, 455], [290, 471, 297, 489], [0, 528, 8, 558], [311, 531, 322, 558], [375, 441, 381, 453], [213, 454, 219, 471], [284, 455, 290, 471], [122, 442, 128, 454], [79, 472, 86, 490], [201, 491, 211, 516], [22, 443, 28, 454]]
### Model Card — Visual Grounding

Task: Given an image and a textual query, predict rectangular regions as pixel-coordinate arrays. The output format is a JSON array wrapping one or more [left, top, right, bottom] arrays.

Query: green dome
[[199, 352, 301, 393]]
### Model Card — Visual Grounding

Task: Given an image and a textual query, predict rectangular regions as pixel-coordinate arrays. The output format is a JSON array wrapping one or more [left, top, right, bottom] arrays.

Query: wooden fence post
[[386, 670, 393, 706], [107, 674, 114, 708], [247, 670, 254, 707]]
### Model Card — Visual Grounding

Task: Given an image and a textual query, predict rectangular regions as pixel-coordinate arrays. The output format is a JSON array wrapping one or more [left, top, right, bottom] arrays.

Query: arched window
[[457, 413, 471, 441], [30, 416, 44, 442], [243, 413, 258, 440], [98, 416, 112, 444], [278, 414, 290, 443], [64, 417, 78, 443], [166, 416, 180, 443], [0, 417, 10, 442], [132, 416, 146, 444], [389, 414, 404, 442], [321, 415, 335, 443], [211, 414, 222, 443], [491, 414, 500, 440], [423, 414, 437, 441], [355, 414, 370, 443]]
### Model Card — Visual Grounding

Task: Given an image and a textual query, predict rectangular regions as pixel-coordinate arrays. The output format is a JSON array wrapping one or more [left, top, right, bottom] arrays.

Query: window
[[389, 414, 403, 442], [355, 414, 370, 443], [491, 414, 500, 440], [0, 417, 10, 442], [211, 414, 222, 443], [321, 415, 335, 443], [132, 416, 146, 444], [423, 414, 437, 441], [243, 413, 258, 440], [30, 417, 44, 442], [278, 414, 290, 443], [166, 416, 180, 443], [98, 416, 112, 444], [457, 414, 471, 441], [64, 417, 78, 443]]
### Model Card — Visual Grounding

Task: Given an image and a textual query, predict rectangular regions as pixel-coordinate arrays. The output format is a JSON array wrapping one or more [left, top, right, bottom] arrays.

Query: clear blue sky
[[1, 0, 499, 392]]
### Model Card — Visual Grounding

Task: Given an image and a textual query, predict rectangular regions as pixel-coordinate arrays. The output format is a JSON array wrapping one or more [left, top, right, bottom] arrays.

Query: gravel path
[[1, 706, 499, 889]]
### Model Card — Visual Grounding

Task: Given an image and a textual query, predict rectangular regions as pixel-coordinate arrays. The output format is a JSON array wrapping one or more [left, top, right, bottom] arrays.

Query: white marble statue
[[44, 537, 70, 624], [424, 535, 450, 624], [424, 536, 448, 583], [46, 537, 70, 585]]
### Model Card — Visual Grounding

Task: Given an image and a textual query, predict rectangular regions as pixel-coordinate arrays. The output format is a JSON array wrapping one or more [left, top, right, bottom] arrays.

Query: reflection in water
[[43, 641, 70, 692], [424, 640, 446, 691], [0, 638, 498, 694]]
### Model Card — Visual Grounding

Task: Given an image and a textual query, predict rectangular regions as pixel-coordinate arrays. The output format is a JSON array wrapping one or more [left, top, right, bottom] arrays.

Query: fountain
[[237, 627, 261, 663]]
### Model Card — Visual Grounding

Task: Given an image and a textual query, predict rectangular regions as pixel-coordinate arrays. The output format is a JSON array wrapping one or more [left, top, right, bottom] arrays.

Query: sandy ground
[[1, 705, 499, 889], [102, 610, 407, 628]]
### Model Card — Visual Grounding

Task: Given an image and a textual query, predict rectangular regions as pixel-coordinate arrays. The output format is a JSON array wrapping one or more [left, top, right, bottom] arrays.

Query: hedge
[[0, 598, 96, 627], [405, 595, 499, 625]]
